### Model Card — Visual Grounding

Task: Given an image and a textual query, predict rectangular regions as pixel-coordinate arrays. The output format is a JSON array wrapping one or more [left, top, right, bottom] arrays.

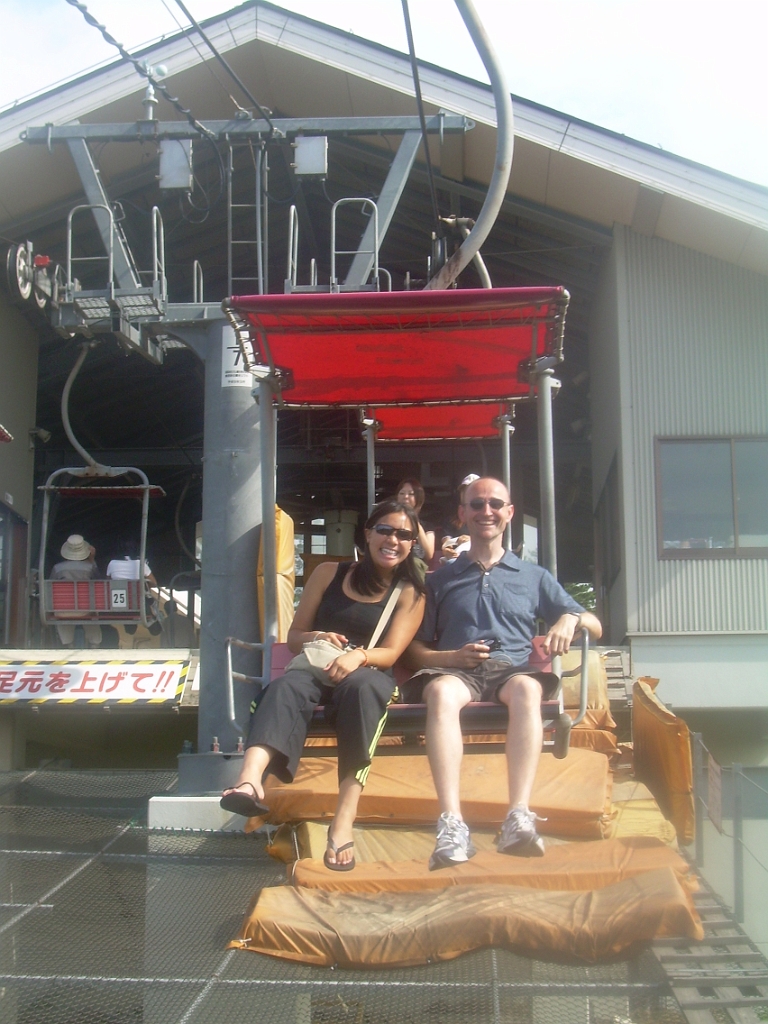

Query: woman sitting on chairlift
[[220, 500, 426, 871]]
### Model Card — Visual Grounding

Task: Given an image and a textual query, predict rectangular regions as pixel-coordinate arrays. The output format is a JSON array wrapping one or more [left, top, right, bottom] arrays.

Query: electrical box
[[159, 139, 193, 190], [292, 135, 328, 176]]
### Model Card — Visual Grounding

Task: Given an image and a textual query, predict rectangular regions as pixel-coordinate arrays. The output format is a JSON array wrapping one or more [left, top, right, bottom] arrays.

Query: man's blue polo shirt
[[416, 550, 584, 667]]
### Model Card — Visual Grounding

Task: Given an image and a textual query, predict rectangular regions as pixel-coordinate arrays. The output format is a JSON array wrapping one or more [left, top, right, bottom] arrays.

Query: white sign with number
[[110, 587, 128, 609]]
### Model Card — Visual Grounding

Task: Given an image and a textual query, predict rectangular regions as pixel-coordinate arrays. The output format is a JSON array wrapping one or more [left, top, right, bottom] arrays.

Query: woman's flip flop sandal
[[219, 781, 269, 818], [323, 831, 356, 872]]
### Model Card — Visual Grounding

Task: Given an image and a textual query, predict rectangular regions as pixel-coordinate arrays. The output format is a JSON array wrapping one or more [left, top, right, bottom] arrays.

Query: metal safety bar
[[151, 206, 166, 302], [286, 205, 299, 289], [330, 198, 379, 288], [224, 636, 272, 735], [66, 203, 114, 293], [192, 260, 204, 303]]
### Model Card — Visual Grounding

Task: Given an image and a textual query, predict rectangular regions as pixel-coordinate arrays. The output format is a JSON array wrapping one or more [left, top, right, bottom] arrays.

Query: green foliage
[[564, 582, 596, 611]]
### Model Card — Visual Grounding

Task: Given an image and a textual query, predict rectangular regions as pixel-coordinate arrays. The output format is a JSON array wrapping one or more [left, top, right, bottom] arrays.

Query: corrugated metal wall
[[616, 225, 768, 633]]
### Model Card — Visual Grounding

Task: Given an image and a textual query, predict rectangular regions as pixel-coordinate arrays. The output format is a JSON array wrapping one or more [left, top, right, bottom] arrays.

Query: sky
[[1, 0, 767, 188]]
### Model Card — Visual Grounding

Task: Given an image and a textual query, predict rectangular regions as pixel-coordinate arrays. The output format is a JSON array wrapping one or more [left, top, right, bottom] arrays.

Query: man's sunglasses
[[465, 498, 511, 511], [372, 524, 415, 541]]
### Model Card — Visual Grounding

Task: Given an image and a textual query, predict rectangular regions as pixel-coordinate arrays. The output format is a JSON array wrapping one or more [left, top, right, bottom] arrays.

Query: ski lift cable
[[159, 0, 249, 115], [64, 0, 220, 146], [400, 0, 442, 238], [172, 0, 277, 137], [64, 0, 227, 215]]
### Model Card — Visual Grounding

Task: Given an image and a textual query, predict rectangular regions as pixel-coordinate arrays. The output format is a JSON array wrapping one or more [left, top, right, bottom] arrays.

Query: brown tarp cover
[[257, 506, 295, 643], [229, 867, 703, 966], [258, 749, 613, 838], [633, 679, 695, 844], [290, 836, 695, 895], [264, 778, 676, 864], [560, 648, 611, 709]]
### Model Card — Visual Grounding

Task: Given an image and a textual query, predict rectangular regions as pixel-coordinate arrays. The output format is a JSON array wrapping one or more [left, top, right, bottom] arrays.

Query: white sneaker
[[497, 804, 546, 857], [429, 812, 477, 871]]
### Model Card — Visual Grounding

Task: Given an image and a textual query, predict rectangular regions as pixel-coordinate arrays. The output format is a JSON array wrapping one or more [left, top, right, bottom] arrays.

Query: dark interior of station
[[16, 129, 610, 600]]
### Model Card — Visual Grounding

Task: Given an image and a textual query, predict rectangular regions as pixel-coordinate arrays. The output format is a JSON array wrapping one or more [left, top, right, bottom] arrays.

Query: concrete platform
[[148, 794, 250, 831]]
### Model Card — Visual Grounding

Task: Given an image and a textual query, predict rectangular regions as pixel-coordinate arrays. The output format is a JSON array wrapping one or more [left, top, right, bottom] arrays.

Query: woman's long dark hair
[[349, 500, 426, 597], [396, 477, 425, 513]]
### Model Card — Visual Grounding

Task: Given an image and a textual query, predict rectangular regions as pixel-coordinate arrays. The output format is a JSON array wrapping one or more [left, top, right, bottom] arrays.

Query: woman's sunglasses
[[465, 498, 510, 511], [372, 524, 415, 542]]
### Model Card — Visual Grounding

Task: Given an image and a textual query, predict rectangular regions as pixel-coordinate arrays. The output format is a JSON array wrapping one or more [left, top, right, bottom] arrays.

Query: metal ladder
[[227, 141, 267, 296]]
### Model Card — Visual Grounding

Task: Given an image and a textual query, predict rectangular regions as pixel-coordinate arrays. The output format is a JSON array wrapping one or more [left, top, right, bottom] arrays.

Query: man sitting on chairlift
[[50, 534, 102, 649], [406, 477, 602, 869]]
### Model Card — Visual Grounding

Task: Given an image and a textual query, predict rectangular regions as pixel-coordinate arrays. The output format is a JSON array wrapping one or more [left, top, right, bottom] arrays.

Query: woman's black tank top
[[313, 563, 395, 647]]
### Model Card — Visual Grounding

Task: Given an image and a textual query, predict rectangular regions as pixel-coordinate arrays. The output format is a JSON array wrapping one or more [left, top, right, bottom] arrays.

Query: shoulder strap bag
[[286, 579, 406, 682]]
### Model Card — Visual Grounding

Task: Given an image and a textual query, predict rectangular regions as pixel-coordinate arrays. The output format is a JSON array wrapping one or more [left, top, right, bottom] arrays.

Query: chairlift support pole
[[258, 375, 279, 655], [535, 362, 558, 577], [499, 409, 514, 551], [365, 423, 377, 515]]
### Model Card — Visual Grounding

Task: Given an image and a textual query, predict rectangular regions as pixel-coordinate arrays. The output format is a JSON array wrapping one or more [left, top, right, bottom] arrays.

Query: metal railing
[[692, 732, 768, 923]]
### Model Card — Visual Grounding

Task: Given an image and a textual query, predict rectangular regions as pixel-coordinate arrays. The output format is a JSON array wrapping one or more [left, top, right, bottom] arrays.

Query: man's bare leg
[[424, 676, 472, 816], [423, 676, 476, 869], [497, 674, 544, 807], [496, 674, 546, 856]]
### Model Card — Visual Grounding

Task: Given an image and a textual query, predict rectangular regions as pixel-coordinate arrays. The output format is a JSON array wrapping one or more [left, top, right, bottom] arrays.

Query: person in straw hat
[[50, 535, 102, 648]]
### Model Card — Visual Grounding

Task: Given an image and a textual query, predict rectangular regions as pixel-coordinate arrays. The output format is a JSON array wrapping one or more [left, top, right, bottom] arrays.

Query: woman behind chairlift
[[220, 500, 426, 870], [395, 478, 435, 568]]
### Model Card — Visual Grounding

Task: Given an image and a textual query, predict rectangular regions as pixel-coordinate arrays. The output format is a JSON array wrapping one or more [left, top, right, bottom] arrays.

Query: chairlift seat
[[262, 637, 573, 758], [45, 578, 143, 622]]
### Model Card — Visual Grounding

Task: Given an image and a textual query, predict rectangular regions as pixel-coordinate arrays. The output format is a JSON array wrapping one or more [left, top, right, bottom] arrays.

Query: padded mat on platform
[[230, 866, 702, 966], [290, 836, 696, 894], [258, 748, 613, 838]]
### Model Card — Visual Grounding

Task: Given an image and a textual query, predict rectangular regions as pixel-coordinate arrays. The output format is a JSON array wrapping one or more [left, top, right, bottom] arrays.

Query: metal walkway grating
[[0, 768, 681, 1023]]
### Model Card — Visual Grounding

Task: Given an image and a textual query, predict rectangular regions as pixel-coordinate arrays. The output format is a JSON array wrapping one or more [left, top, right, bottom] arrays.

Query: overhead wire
[[63, 0, 218, 145], [172, 0, 276, 136], [63, 0, 226, 222], [159, 0, 249, 115]]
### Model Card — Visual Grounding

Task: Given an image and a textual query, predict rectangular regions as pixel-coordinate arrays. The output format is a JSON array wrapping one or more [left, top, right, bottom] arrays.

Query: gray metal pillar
[[196, 320, 261, 761], [258, 376, 278, 647], [536, 367, 557, 577], [499, 413, 514, 551]]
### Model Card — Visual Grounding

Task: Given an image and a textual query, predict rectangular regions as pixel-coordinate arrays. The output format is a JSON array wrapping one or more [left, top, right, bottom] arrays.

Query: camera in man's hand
[[477, 637, 502, 652]]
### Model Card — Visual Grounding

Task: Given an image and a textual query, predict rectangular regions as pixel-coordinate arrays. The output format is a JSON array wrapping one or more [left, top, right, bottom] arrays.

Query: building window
[[656, 438, 768, 558]]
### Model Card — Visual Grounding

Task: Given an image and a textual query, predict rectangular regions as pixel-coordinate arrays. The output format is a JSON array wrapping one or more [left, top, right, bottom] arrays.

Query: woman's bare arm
[[286, 562, 347, 653], [417, 523, 435, 562]]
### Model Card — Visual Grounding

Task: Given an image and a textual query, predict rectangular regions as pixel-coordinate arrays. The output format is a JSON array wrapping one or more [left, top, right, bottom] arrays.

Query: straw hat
[[61, 535, 91, 561]]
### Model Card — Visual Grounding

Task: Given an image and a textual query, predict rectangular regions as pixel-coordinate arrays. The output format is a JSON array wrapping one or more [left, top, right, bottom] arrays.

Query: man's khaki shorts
[[402, 658, 560, 704]]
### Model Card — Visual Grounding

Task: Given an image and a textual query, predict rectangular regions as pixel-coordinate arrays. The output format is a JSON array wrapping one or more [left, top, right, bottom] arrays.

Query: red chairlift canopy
[[231, 287, 569, 408], [371, 403, 507, 442]]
